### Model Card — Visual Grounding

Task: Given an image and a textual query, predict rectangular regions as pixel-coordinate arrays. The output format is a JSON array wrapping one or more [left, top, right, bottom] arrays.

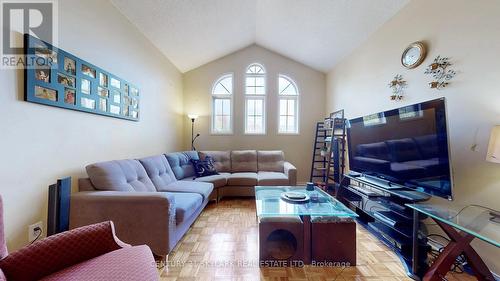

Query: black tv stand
[[336, 173, 431, 280]]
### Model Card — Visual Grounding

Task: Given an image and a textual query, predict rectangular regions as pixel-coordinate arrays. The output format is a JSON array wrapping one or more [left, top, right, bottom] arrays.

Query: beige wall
[[183, 45, 326, 183], [0, 0, 184, 251], [326, 0, 500, 273]]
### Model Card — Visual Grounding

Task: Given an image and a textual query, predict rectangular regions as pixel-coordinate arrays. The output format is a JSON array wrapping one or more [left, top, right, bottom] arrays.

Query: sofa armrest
[[0, 221, 124, 281], [284, 161, 297, 186], [70, 191, 176, 257]]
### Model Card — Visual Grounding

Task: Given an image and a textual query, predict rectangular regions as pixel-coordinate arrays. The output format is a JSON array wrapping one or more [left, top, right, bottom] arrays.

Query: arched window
[[278, 75, 299, 134], [211, 74, 233, 134], [245, 63, 266, 134]]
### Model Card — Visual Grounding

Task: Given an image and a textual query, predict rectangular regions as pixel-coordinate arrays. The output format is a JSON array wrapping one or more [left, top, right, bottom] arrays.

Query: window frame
[[277, 74, 300, 135], [211, 73, 234, 135], [244, 63, 267, 135]]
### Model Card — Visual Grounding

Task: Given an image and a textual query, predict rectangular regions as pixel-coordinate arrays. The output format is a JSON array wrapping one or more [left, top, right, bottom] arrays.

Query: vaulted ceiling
[[111, 0, 409, 73]]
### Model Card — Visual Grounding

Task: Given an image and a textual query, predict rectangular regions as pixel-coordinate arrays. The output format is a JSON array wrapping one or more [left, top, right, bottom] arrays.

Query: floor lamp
[[188, 114, 200, 151]]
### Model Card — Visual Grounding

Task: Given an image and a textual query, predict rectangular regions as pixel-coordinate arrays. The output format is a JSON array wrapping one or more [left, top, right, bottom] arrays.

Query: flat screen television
[[346, 98, 453, 200]]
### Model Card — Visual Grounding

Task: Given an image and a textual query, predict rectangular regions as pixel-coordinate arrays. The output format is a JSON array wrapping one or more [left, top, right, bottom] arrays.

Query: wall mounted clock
[[401, 42, 427, 69]]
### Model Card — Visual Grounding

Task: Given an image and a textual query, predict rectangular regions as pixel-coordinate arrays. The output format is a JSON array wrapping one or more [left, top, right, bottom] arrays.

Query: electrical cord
[[427, 234, 467, 274], [30, 227, 42, 245]]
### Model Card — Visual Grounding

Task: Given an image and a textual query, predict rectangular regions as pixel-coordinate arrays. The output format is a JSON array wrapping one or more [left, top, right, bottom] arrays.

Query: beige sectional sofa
[[70, 150, 296, 258], [167, 150, 297, 201]]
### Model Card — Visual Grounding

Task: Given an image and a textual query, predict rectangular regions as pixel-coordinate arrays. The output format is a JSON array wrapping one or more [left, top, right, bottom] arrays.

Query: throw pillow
[[191, 156, 219, 178]]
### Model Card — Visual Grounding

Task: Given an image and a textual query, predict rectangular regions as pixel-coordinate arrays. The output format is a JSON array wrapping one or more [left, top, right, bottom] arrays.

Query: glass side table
[[406, 203, 500, 281]]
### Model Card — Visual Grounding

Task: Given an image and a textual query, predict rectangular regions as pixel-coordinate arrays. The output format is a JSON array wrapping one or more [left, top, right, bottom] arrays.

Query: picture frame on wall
[[24, 34, 140, 121]]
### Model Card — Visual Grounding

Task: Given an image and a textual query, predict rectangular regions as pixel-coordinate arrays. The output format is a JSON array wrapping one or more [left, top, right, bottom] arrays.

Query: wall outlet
[[28, 221, 43, 243]]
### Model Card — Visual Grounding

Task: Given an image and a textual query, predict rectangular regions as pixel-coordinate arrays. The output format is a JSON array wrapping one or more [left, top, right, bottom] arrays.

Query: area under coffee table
[[255, 186, 358, 265]]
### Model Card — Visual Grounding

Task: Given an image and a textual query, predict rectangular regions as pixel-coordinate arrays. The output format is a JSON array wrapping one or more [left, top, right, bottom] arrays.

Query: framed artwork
[[24, 34, 140, 121]]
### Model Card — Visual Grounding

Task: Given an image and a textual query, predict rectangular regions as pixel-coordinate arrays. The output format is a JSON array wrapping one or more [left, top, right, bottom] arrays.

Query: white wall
[[326, 0, 500, 273], [183, 45, 326, 183], [0, 0, 184, 251]]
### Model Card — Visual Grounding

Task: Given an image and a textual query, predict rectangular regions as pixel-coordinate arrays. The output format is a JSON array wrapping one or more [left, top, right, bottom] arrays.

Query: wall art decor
[[424, 55, 456, 90], [388, 74, 407, 100], [24, 34, 140, 121]]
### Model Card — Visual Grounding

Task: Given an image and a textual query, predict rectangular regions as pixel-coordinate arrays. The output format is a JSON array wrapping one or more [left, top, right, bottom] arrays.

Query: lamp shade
[[188, 114, 199, 120], [486, 126, 500, 163]]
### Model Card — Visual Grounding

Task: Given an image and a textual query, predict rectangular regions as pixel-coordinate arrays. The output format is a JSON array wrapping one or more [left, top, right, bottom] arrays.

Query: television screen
[[346, 98, 453, 199]]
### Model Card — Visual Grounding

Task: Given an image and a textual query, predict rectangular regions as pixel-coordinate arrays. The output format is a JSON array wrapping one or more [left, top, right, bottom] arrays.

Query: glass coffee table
[[255, 186, 358, 264]]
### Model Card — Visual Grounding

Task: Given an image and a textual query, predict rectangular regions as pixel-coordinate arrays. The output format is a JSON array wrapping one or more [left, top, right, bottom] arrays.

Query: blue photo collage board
[[24, 34, 140, 121]]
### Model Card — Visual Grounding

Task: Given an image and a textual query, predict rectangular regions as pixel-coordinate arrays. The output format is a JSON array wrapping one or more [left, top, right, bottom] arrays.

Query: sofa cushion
[[41, 245, 158, 281], [138, 155, 177, 190], [227, 172, 258, 186], [182, 173, 229, 188], [171, 193, 203, 224], [86, 160, 156, 192], [199, 151, 231, 172], [257, 171, 289, 186], [257, 151, 285, 172], [164, 181, 214, 201], [165, 151, 199, 180], [231, 150, 257, 172]]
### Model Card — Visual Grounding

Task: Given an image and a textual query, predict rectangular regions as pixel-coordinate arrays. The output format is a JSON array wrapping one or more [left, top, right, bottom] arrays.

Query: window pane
[[287, 116, 295, 132], [222, 116, 230, 130], [255, 99, 263, 115], [255, 86, 265, 95], [279, 76, 298, 96], [247, 99, 255, 115], [287, 99, 295, 115], [215, 116, 222, 131], [247, 117, 255, 131], [246, 77, 256, 87], [213, 76, 232, 95], [255, 77, 265, 87], [214, 99, 223, 115], [279, 116, 287, 132], [280, 99, 287, 115], [223, 99, 230, 116], [255, 116, 263, 132]]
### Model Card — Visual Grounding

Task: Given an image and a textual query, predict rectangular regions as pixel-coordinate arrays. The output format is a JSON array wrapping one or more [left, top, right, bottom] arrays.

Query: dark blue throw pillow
[[191, 156, 219, 178]]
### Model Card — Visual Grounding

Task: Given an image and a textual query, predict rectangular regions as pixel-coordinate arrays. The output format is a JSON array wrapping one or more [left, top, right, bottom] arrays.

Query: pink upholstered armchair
[[0, 196, 159, 281]]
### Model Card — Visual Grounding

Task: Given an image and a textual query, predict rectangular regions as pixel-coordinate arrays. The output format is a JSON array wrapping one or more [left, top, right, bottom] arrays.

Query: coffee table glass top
[[255, 186, 358, 218], [406, 203, 500, 248]]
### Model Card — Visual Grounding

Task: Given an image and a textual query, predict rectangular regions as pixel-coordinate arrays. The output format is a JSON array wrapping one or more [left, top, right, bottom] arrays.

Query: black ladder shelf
[[309, 121, 332, 183], [325, 109, 347, 191]]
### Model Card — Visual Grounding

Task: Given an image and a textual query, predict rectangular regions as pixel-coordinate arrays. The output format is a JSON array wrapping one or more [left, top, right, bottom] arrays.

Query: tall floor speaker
[[47, 177, 71, 236]]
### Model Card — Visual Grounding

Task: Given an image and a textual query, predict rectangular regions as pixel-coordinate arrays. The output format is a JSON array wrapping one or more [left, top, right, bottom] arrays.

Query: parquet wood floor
[[159, 198, 476, 281]]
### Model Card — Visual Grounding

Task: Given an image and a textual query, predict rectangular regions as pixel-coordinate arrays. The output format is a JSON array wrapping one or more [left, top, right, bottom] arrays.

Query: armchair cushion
[[40, 245, 157, 281], [86, 159, 156, 192], [0, 221, 125, 281]]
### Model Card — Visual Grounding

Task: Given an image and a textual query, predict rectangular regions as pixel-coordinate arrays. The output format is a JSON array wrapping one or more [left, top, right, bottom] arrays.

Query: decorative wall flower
[[388, 74, 407, 100], [424, 56, 456, 90]]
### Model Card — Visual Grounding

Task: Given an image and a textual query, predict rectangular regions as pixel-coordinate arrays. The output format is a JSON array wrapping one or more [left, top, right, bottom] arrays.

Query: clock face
[[402, 42, 426, 69]]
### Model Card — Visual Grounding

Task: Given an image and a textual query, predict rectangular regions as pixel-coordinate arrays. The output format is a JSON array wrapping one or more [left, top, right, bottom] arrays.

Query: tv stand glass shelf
[[406, 203, 500, 281]]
